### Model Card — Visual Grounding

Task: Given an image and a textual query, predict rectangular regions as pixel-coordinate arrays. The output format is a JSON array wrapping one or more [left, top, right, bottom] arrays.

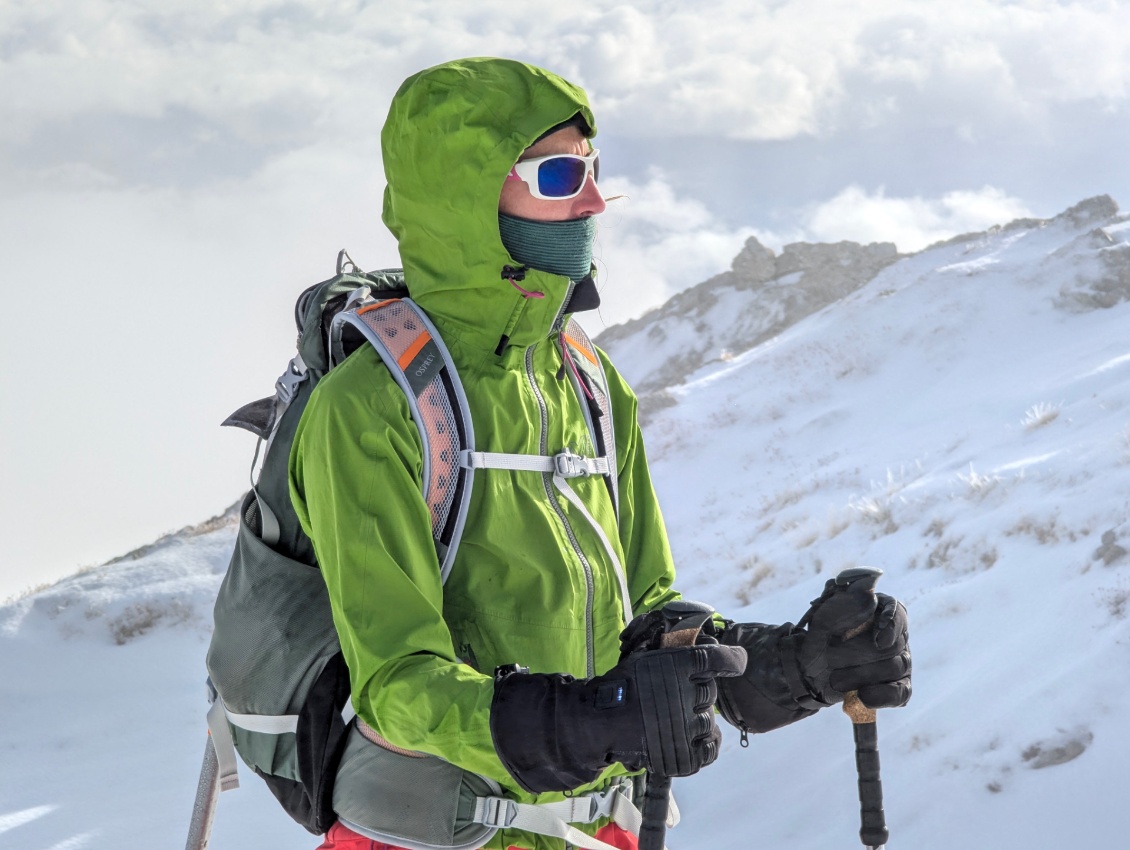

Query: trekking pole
[[827, 568, 890, 850], [636, 600, 716, 850], [185, 734, 221, 850]]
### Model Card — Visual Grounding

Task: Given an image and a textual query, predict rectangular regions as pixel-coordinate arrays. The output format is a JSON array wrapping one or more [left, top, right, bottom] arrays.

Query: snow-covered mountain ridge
[[2, 195, 1129, 849], [595, 236, 900, 416], [597, 195, 1127, 419]]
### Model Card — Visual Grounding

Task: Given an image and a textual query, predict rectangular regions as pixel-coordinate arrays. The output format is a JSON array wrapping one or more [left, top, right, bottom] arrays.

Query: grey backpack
[[206, 254, 479, 833]]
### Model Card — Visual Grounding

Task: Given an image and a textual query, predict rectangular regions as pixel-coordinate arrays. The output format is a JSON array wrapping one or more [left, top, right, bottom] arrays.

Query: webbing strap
[[223, 707, 299, 735], [459, 449, 632, 623], [473, 784, 661, 850], [219, 703, 355, 734], [206, 698, 241, 792], [255, 494, 282, 548], [460, 449, 610, 478], [551, 471, 634, 626], [667, 793, 681, 828], [562, 319, 620, 521]]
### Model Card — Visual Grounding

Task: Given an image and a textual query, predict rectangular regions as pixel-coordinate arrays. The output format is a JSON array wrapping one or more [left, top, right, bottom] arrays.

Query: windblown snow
[[3, 196, 1128, 850]]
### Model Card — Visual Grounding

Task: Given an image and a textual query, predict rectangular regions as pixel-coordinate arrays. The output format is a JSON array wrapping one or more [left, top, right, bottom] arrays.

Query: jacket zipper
[[550, 280, 575, 334], [524, 344, 597, 678]]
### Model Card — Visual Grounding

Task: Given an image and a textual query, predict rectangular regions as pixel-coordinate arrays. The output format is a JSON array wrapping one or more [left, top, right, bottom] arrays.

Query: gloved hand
[[715, 584, 910, 737], [489, 639, 747, 794], [798, 590, 911, 709]]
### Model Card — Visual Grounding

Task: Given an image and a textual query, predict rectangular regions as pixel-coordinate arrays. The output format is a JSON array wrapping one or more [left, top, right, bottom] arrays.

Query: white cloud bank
[[3, 0, 1128, 159], [805, 184, 1034, 252]]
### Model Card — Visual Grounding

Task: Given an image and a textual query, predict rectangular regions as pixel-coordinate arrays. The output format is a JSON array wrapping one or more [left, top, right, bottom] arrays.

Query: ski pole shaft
[[843, 692, 887, 850], [185, 734, 220, 850]]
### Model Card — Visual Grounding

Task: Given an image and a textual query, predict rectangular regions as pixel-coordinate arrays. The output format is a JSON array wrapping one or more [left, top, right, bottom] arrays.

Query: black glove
[[799, 590, 911, 709], [489, 640, 747, 794], [716, 588, 910, 737], [715, 621, 819, 735]]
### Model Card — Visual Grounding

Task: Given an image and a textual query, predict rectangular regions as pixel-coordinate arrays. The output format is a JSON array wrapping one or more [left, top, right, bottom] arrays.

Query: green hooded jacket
[[290, 57, 681, 850]]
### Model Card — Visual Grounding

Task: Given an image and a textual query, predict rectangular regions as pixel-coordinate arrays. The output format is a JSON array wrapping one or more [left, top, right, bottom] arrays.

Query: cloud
[[804, 184, 1033, 252], [4, 0, 1128, 166]]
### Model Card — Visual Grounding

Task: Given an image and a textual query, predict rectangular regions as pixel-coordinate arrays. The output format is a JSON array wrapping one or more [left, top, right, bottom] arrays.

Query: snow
[[3, 196, 1130, 849]]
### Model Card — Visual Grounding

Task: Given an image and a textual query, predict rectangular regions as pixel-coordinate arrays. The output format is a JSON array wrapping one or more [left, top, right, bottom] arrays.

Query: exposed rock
[[1022, 730, 1093, 769], [730, 237, 776, 284], [1060, 195, 1120, 229], [596, 237, 900, 413], [1092, 530, 1128, 567], [1049, 200, 1130, 313]]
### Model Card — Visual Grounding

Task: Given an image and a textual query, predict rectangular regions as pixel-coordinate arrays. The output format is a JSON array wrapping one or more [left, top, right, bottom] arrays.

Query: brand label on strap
[[404, 336, 444, 395]]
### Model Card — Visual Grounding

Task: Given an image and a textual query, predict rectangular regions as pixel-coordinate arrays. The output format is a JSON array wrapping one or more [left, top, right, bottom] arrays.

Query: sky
[[3, 0, 1130, 599], [3, 200, 1128, 849]]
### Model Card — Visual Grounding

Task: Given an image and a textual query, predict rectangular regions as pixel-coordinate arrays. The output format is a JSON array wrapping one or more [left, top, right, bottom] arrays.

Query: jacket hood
[[381, 57, 597, 359]]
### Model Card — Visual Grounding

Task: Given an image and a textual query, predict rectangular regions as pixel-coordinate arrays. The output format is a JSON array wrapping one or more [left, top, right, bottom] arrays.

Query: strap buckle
[[275, 355, 308, 405], [554, 449, 587, 478], [343, 285, 374, 312], [478, 796, 519, 828], [587, 783, 626, 821]]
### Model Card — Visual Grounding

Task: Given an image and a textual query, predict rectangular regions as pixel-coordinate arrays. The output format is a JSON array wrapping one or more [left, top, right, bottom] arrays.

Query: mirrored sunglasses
[[506, 149, 600, 200]]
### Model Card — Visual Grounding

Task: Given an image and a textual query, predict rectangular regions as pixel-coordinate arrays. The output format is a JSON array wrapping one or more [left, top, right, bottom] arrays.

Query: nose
[[571, 174, 606, 218]]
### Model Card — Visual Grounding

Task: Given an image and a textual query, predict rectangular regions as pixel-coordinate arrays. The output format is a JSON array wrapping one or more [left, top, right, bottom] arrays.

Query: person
[[289, 57, 911, 850]]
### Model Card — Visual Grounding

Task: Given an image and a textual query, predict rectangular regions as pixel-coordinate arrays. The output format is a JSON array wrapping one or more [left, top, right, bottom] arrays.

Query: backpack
[[204, 252, 650, 850]]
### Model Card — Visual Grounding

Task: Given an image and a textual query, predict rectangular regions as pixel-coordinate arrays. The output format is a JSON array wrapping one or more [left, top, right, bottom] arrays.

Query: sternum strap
[[459, 449, 633, 625]]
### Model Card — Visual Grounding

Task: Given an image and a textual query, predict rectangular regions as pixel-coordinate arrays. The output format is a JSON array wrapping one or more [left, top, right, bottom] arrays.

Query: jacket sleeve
[[599, 351, 683, 617], [289, 347, 512, 785]]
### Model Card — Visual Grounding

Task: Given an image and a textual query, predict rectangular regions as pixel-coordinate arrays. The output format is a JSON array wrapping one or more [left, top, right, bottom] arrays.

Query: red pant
[[316, 820, 639, 850]]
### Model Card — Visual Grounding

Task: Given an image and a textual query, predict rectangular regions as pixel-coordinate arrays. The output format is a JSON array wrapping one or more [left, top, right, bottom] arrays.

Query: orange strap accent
[[563, 334, 599, 367], [357, 298, 400, 315], [397, 330, 433, 370]]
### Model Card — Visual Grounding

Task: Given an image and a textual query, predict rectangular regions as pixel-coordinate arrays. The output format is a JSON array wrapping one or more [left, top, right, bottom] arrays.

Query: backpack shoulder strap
[[560, 318, 619, 520], [329, 297, 476, 582]]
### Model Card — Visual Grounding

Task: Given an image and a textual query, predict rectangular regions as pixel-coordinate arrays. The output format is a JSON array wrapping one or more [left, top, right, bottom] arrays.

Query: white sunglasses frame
[[506, 148, 600, 201]]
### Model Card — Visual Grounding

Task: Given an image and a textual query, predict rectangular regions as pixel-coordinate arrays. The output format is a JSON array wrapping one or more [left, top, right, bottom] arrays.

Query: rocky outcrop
[[1045, 197, 1130, 312], [595, 237, 899, 406]]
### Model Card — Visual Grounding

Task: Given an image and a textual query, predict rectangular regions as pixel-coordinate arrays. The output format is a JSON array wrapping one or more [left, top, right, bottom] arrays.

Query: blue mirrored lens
[[537, 157, 595, 197]]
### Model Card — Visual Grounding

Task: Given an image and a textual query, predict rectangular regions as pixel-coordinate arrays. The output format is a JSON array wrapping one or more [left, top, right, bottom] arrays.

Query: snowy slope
[[3, 196, 1129, 850]]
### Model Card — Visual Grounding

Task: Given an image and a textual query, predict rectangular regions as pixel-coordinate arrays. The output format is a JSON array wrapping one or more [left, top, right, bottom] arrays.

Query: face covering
[[498, 212, 596, 283]]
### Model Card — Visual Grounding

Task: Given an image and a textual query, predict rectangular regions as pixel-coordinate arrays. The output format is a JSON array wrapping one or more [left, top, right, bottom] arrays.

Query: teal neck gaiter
[[498, 213, 596, 282]]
